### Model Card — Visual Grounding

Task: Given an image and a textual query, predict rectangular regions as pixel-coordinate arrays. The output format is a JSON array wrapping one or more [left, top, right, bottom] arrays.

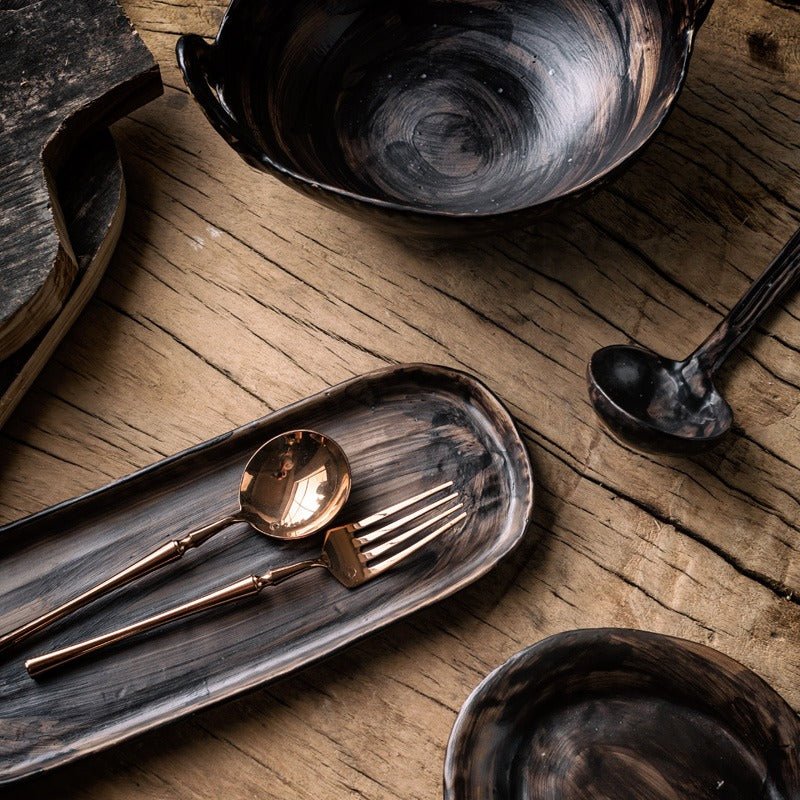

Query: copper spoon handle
[[0, 515, 237, 653], [692, 227, 800, 375]]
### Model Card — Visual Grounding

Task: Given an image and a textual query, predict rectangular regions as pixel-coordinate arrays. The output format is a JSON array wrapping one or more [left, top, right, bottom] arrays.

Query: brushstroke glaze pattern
[[0, 364, 534, 783], [444, 629, 800, 800], [587, 226, 800, 454], [177, 0, 713, 236]]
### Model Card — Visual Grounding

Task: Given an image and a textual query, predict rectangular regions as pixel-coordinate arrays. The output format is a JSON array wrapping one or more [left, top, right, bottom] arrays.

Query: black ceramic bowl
[[444, 629, 800, 800], [177, 0, 713, 237]]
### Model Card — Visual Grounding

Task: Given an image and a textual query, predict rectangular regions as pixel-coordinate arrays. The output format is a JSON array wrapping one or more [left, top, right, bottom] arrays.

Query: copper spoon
[[0, 430, 351, 652], [588, 227, 800, 454]]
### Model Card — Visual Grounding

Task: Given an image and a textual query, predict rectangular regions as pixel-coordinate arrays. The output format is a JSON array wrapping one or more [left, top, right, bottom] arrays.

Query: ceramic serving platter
[[0, 363, 534, 783], [444, 628, 800, 800]]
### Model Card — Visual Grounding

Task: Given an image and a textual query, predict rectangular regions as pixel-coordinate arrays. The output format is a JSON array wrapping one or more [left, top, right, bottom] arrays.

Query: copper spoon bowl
[[237, 429, 352, 538]]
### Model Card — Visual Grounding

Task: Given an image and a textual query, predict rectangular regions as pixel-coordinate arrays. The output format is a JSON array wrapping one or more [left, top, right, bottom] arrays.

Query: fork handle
[[25, 558, 326, 678], [0, 515, 237, 654]]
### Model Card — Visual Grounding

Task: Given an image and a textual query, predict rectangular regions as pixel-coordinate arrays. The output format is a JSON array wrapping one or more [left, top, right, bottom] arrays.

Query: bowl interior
[[218, 0, 692, 214], [444, 631, 800, 800], [500, 696, 769, 798]]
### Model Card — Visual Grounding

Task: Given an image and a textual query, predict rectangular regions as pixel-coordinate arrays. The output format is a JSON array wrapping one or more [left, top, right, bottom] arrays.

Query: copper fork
[[26, 482, 466, 678]]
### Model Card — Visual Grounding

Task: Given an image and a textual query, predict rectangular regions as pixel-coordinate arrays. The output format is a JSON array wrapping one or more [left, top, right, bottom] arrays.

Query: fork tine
[[350, 481, 454, 531], [365, 511, 467, 577], [354, 491, 458, 546], [360, 503, 464, 560]]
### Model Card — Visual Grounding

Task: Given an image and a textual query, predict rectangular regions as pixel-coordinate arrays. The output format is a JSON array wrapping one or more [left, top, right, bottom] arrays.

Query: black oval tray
[[0, 363, 534, 782], [444, 629, 800, 800]]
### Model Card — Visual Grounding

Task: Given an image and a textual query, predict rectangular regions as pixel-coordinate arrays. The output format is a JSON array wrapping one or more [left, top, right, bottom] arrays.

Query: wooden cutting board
[[0, 128, 125, 427], [0, 0, 162, 362]]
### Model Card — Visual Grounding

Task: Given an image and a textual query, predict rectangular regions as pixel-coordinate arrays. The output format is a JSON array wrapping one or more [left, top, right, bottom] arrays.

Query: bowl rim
[[193, 1, 707, 220]]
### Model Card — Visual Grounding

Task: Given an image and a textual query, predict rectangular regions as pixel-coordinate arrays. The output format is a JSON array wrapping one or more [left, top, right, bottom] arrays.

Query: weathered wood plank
[[0, 0, 161, 361], [0, 130, 125, 427]]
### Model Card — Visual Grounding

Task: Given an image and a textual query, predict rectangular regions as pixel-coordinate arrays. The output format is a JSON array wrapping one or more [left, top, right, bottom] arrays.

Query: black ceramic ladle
[[588, 227, 800, 454]]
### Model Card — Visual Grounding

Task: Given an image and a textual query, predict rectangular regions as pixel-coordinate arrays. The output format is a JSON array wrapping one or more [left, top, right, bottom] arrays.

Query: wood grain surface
[[0, 0, 798, 797]]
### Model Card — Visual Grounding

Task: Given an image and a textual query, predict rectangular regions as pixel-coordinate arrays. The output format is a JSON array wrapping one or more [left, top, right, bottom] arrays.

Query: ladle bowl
[[588, 344, 733, 454]]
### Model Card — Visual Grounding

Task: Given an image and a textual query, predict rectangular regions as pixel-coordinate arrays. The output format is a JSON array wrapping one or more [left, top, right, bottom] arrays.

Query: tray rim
[[442, 626, 800, 799], [1, 362, 533, 534], [0, 361, 535, 783]]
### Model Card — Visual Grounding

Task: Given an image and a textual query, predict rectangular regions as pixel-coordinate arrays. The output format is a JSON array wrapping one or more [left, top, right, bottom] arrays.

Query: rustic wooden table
[[1, 0, 799, 796]]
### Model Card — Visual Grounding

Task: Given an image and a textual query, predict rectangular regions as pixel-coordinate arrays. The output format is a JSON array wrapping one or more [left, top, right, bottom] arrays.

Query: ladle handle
[[0, 515, 236, 654], [25, 559, 324, 678], [692, 227, 800, 375]]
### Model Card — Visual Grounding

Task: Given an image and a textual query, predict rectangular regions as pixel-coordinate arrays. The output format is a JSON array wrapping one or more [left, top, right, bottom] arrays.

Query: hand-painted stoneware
[[0, 364, 534, 783], [177, 0, 713, 237], [588, 226, 800, 454], [444, 628, 800, 800]]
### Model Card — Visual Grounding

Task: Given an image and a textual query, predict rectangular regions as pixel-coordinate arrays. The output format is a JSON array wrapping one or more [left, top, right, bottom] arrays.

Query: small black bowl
[[444, 629, 800, 800], [177, 0, 713, 238]]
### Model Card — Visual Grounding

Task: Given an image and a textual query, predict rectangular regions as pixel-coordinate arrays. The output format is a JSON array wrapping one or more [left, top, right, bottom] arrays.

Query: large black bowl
[[177, 0, 713, 238]]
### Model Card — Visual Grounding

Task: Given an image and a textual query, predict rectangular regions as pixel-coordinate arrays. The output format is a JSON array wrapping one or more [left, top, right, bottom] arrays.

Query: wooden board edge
[[0, 181, 126, 428]]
